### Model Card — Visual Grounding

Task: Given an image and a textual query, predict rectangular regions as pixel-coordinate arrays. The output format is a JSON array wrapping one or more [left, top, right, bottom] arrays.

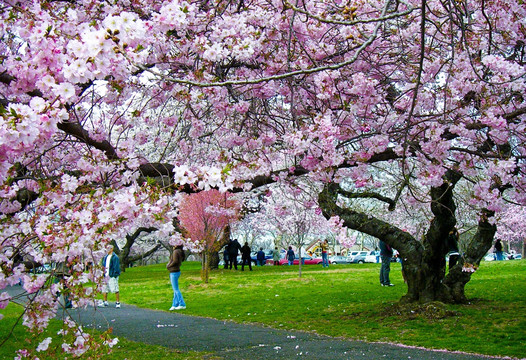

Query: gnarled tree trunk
[[112, 227, 158, 271], [208, 225, 232, 270], [318, 172, 496, 304]]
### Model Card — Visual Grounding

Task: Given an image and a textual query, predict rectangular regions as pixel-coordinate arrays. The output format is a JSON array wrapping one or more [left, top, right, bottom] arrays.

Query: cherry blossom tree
[[178, 189, 240, 282], [0, 0, 525, 356], [495, 205, 526, 256]]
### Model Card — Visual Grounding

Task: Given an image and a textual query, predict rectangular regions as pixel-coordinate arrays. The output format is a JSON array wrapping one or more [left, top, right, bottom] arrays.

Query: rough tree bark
[[208, 225, 232, 270]]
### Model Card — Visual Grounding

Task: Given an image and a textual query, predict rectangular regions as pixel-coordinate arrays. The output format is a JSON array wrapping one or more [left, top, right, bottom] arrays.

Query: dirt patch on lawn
[[381, 301, 461, 320]]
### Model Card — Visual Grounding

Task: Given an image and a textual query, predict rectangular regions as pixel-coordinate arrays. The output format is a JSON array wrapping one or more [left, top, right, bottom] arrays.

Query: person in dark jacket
[[256, 248, 266, 266], [223, 245, 230, 269], [379, 240, 394, 286], [286, 246, 295, 265], [240, 242, 252, 271], [167, 245, 186, 310], [100, 247, 121, 308], [228, 239, 242, 270]]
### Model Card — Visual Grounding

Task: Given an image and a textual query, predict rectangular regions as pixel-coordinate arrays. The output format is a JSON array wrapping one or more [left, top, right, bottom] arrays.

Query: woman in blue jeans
[[321, 239, 330, 268], [167, 245, 186, 310]]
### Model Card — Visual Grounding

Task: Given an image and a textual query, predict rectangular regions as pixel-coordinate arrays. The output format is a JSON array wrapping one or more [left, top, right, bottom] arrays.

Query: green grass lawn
[[1, 260, 525, 359]]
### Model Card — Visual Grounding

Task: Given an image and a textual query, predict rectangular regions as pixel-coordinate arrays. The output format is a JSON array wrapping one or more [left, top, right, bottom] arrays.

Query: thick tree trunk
[[318, 175, 495, 304], [401, 172, 460, 303], [208, 252, 220, 270], [208, 225, 231, 270], [443, 209, 496, 302]]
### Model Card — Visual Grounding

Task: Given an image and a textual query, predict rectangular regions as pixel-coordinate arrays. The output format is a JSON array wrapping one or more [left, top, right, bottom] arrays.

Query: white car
[[364, 251, 380, 263], [349, 251, 368, 262]]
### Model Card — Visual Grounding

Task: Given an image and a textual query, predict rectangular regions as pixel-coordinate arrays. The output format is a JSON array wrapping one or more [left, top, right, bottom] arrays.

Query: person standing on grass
[[257, 247, 266, 266], [228, 238, 242, 270], [320, 239, 330, 268], [273, 247, 280, 265], [286, 246, 295, 265], [241, 242, 252, 271], [100, 247, 121, 308], [495, 239, 505, 261], [223, 244, 230, 269], [167, 245, 186, 311], [379, 240, 394, 287]]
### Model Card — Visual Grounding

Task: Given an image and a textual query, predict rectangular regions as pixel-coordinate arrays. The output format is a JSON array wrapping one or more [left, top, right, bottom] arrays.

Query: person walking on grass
[[379, 240, 394, 287], [100, 247, 121, 308], [167, 245, 186, 311], [241, 242, 252, 271]]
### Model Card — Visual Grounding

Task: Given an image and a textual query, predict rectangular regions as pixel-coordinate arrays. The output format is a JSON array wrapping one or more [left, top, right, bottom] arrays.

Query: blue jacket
[[102, 253, 121, 278], [257, 250, 266, 261]]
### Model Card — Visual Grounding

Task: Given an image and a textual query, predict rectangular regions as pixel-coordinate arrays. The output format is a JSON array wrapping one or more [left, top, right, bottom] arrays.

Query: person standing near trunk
[[167, 245, 186, 310], [379, 240, 394, 287]]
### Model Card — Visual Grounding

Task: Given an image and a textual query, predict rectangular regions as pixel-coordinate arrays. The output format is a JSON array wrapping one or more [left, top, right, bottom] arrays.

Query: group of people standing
[[223, 238, 242, 270], [223, 239, 281, 270]]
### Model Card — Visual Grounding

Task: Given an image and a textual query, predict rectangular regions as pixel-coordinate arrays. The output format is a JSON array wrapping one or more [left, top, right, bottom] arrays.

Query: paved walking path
[[7, 286, 506, 360]]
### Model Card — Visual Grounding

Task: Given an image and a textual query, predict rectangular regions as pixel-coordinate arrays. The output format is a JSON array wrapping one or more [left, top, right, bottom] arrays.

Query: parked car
[[349, 251, 368, 262], [350, 253, 367, 263], [364, 251, 380, 263], [278, 254, 327, 265], [347, 251, 361, 260], [329, 255, 352, 264]]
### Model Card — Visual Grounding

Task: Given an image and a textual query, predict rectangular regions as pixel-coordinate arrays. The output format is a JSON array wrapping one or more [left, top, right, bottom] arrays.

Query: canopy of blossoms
[[0, 0, 525, 356]]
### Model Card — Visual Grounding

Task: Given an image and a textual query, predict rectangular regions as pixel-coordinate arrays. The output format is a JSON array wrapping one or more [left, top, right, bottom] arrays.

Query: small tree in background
[[178, 190, 240, 282]]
